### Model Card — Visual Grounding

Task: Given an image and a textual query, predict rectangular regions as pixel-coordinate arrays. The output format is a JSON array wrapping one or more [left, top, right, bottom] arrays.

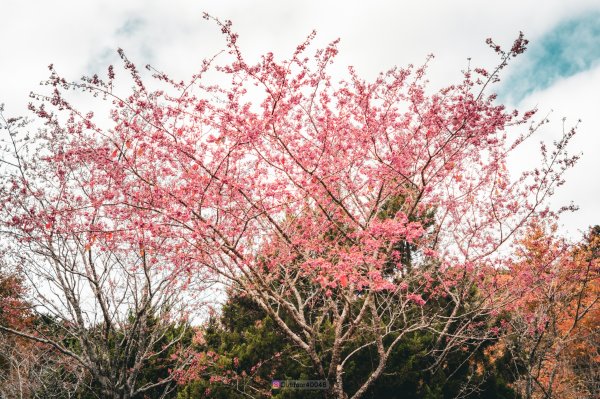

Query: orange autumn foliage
[[501, 224, 599, 399]]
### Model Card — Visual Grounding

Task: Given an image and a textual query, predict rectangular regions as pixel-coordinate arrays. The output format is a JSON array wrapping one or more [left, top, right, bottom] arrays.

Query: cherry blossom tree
[[0, 109, 206, 398], [1, 16, 581, 398]]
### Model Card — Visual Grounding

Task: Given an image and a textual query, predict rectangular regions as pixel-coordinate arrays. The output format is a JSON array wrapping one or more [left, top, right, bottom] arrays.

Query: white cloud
[[516, 65, 600, 237]]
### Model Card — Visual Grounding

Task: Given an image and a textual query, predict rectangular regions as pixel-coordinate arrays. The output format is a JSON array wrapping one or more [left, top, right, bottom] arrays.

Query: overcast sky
[[1, 0, 598, 238]]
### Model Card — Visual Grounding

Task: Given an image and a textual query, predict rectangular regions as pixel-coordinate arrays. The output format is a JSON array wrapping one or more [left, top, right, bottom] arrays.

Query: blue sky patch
[[500, 12, 600, 103], [116, 17, 145, 37]]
